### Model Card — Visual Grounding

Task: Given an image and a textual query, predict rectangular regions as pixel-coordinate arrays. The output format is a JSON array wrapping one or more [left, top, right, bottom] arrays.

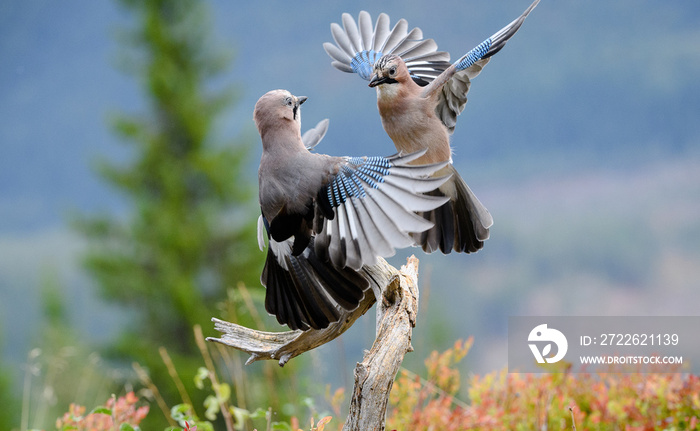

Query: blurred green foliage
[[70, 0, 286, 428], [75, 0, 260, 352], [0, 330, 17, 426], [15, 272, 119, 430]]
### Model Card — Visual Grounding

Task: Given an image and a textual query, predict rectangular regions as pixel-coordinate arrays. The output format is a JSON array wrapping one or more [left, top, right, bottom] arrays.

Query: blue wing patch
[[350, 50, 384, 81], [455, 39, 492, 71], [323, 156, 392, 211]]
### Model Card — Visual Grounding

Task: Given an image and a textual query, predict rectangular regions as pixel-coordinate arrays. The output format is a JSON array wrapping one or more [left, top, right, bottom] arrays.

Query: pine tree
[[74, 0, 266, 424]]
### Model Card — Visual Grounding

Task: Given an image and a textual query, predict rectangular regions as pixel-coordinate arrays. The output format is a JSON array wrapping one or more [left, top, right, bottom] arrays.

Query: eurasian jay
[[255, 89, 451, 330], [323, 0, 539, 254]]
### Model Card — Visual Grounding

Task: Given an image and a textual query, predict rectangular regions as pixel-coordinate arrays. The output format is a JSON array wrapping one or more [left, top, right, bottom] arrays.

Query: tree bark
[[342, 255, 419, 431], [207, 256, 420, 431]]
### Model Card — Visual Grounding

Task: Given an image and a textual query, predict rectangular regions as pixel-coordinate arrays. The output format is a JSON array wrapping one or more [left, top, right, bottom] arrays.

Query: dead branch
[[342, 255, 419, 431], [207, 256, 421, 431]]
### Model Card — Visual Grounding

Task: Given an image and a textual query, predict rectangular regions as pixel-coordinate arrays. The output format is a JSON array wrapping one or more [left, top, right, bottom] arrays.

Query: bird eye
[[284, 97, 293, 106], [389, 67, 396, 76]]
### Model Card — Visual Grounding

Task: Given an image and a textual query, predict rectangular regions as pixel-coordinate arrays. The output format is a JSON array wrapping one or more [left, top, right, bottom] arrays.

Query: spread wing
[[257, 149, 451, 330], [435, 58, 490, 135], [313, 149, 451, 270], [323, 11, 451, 86], [427, 0, 540, 133]]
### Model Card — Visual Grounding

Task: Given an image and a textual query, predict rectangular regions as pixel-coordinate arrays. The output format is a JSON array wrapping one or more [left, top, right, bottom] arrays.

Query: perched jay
[[323, 0, 539, 254], [255, 89, 451, 330]]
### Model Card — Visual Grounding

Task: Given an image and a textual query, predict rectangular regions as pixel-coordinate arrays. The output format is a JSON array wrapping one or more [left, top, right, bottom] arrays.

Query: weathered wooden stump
[[207, 256, 420, 431]]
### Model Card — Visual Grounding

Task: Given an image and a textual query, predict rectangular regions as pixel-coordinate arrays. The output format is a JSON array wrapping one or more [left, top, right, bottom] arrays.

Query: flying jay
[[323, 0, 539, 254], [255, 89, 451, 330]]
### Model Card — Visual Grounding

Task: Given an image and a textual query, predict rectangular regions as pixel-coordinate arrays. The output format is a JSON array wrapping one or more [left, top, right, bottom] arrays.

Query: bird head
[[254, 90, 308, 138], [368, 54, 408, 88]]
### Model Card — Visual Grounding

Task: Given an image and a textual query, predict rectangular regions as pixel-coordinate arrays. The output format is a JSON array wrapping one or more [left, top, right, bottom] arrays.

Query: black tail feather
[[263, 253, 309, 330], [413, 166, 491, 254], [262, 239, 369, 330], [306, 253, 367, 309], [287, 257, 337, 329]]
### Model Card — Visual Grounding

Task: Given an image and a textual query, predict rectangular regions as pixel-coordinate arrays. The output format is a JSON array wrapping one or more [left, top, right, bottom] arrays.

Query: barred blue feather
[[324, 11, 451, 86], [313, 150, 451, 270], [324, 1, 540, 257], [255, 90, 455, 330], [456, 39, 492, 71], [323, 156, 391, 208], [350, 50, 384, 80]]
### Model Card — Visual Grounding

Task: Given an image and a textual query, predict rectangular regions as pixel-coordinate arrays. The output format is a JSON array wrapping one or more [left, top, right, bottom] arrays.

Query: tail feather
[[306, 252, 367, 309], [453, 167, 492, 244], [263, 255, 307, 330], [262, 238, 369, 330], [413, 165, 492, 254]]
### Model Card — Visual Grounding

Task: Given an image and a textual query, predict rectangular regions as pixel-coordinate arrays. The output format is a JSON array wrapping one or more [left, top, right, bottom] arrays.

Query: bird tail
[[413, 164, 493, 254], [262, 237, 369, 331]]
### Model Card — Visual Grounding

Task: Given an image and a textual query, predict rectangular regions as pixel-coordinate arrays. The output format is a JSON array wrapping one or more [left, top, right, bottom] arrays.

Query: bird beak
[[368, 74, 383, 88], [292, 96, 307, 120], [369, 75, 397, 88]]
